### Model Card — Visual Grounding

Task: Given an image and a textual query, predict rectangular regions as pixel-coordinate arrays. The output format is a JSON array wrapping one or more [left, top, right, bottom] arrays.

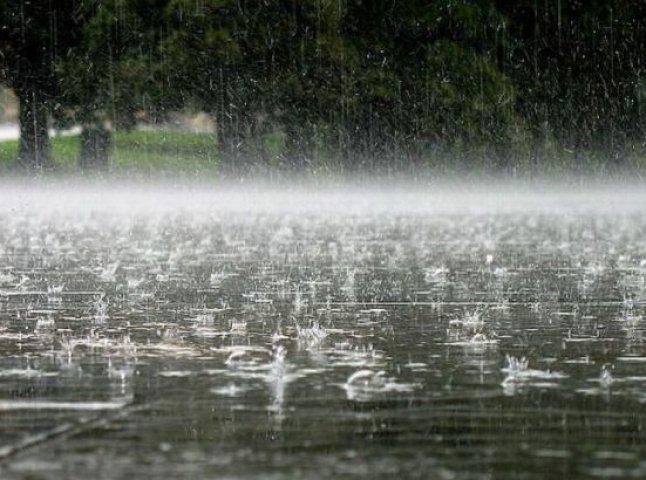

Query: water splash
[[502, 354, 567, 395], [342, 369, 418, 401], [294, 318, 328, 349]]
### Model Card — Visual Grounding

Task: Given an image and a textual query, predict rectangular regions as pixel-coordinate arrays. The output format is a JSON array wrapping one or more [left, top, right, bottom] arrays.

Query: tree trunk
[[80, 125, 111, 171], [16, 87, 50, 171]]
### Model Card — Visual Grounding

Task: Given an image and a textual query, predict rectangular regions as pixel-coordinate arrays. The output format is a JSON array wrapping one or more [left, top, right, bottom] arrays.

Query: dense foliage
[[1, 0, 646, 173]]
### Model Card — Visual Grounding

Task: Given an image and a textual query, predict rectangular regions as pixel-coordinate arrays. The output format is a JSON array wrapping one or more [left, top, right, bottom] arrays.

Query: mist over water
[[1, 179, 644, 215], [0, 182, 646, 479]]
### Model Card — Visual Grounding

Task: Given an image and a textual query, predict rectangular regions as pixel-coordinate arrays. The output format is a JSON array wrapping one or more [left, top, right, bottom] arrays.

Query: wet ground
[[0, 185, 645, 479]]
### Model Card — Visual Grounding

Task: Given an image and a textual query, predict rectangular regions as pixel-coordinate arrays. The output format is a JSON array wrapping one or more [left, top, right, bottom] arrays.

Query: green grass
[[0, 135, 82, 171], [2, 128, 646, 179], [110, 130, 219, 176], [0, 130, 220, 175], [52, 135, 82, 170], [0, 140, 18, 171]]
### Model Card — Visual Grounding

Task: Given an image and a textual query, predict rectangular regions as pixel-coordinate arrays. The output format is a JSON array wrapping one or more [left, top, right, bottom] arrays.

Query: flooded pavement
[[1, 185, 646, 479]]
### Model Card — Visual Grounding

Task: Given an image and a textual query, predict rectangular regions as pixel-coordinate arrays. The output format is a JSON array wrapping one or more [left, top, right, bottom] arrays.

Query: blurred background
[[1, 1, 646, 178]]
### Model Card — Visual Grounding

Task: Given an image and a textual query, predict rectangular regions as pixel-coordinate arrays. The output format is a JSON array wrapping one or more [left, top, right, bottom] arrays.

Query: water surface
[[0, 185, 645, 479]]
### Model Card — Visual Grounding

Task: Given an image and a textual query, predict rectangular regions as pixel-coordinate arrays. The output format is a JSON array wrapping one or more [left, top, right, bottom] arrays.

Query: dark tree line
[[2, 0, 646, 173]]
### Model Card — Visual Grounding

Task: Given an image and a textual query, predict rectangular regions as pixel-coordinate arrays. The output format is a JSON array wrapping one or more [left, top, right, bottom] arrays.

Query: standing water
[[0, 183, 645, 479]]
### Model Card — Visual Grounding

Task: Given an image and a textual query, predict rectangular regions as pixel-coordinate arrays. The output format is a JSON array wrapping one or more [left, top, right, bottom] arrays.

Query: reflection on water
[[0, 187, 646, 478]]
